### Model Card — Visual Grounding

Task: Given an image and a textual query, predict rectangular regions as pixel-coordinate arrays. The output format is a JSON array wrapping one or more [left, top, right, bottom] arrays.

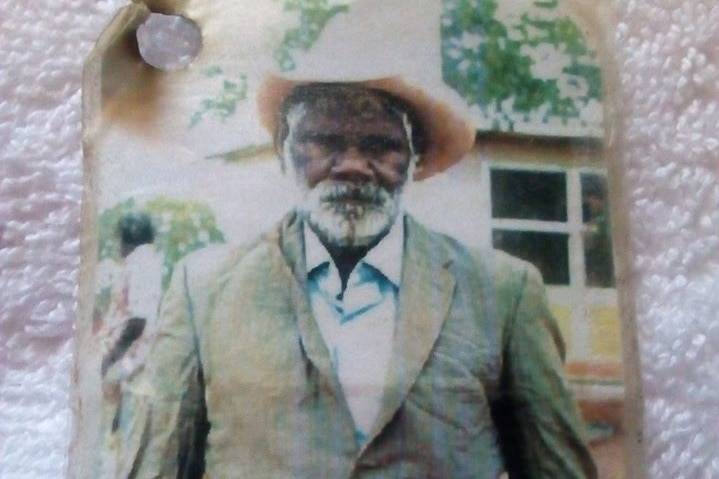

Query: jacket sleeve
[[492, 263, 598, 479], [116, 262, 207, 479]]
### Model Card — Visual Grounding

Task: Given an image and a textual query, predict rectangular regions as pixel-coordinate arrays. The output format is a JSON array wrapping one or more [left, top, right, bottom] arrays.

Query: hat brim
[[257, 75, 476, 181]]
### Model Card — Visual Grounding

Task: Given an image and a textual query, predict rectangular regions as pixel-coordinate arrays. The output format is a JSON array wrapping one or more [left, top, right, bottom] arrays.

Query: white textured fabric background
[[0, 1, 717, 478]]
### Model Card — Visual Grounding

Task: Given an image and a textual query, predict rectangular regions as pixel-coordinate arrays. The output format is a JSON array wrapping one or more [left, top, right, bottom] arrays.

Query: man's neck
[[322, 234, 386, 293], [303, 215, 405, 295]]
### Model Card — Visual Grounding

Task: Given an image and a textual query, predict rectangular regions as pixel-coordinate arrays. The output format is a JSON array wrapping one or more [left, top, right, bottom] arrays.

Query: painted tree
[[274, 0, 350, 71], [442, 0, 602, 131], [97, 196, 225, 293], [190, 66, 248, 128]]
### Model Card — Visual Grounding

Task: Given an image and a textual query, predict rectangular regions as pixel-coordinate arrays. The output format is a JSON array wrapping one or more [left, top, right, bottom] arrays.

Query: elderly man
[[118, 79, 597, 479]]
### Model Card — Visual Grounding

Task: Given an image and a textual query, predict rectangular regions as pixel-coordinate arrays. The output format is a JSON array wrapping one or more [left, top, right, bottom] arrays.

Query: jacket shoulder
[[406, 217, 538, 289], [177, 231, 282, 292]]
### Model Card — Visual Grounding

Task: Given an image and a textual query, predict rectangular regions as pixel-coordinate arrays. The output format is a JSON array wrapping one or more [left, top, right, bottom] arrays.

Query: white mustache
[[301, 180, 401, 248], [318, 183, 388, 206]]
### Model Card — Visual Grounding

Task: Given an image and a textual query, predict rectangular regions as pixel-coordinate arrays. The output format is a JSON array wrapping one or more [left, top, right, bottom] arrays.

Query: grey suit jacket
[[118, 212, 596, 479]]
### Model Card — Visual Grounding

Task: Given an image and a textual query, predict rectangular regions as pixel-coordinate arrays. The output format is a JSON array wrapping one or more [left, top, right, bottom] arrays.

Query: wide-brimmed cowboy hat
[[256, 0, 476, 181]]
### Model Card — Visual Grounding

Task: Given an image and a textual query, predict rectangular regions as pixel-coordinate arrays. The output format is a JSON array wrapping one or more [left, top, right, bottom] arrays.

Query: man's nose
[[330, 147, 375, 182]]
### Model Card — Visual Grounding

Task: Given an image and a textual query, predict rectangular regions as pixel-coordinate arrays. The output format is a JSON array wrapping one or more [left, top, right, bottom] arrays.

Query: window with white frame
[[485, 162, 615, 291]]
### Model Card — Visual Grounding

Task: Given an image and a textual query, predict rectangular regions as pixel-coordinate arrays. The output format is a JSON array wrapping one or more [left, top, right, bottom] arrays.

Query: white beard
[[299, 180, 403, 248]]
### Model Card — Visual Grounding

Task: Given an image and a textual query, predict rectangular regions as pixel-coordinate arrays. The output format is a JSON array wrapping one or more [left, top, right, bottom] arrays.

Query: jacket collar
[[304, 218, 404, 288]]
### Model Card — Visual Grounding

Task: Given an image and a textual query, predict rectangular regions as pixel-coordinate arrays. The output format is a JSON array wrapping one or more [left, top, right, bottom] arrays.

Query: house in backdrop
[[440, 0, 622, 433]]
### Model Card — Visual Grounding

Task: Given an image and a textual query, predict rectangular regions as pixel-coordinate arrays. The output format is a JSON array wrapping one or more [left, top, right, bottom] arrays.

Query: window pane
[[581, 173, 615, 287], [492, 230, 570, 285], [490, 170, 567, 221]]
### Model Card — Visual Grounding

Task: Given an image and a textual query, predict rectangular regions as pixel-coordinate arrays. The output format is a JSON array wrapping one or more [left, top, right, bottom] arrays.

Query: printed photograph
[[78, 0, 627, 477]]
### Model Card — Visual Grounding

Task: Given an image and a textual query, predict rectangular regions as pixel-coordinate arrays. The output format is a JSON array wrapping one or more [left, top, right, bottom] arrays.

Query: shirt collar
[[304, 216, 404, 287]]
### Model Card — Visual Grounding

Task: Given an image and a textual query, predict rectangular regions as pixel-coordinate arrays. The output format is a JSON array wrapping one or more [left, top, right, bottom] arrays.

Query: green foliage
[[203, 65, 224, 77], [534, 0, 559, 8], [94, 282, 113, 323], [97, 197, 137, 262], [97, 197, 225, 289], [563, 62, 602, 100], [274, 0, 349, 71], [442, 0, 602, 130], [190, 66, 248, 127]]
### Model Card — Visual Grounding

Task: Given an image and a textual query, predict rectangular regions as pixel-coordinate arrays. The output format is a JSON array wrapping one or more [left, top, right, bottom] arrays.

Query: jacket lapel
[[277, 212, 360, 451], [362, 215, 456, 450], [278, 212, 337, 384]]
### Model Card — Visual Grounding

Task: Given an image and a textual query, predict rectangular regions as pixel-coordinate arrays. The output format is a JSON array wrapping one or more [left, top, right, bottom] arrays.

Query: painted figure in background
[[101, 213, 163, 380], [97, 213, 163, 479], [582, 176, 615, 288], [116, 75, 597, 477]]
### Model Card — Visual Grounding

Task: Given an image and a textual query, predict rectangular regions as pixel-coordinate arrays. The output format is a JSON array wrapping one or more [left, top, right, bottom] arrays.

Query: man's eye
[[300, 134, 345, 151], [359, 137, 404, 155]]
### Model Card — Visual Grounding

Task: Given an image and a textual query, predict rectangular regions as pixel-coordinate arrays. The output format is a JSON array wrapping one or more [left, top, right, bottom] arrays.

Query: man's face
[[283, 86, 414, 248]]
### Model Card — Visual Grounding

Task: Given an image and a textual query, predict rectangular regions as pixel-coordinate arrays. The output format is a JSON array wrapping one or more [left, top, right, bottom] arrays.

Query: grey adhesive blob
[[136, 13, 202, 71]]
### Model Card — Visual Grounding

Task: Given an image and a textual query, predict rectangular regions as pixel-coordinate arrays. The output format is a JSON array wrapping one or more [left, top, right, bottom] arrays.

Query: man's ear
[[276, 103, 305, 178], [273, 126, 288, 174], [406, 153, 420, 181], [277, 136, 293, 176]]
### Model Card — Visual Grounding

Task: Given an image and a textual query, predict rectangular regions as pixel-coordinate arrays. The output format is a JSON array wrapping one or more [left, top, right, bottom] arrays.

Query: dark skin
[[284, 89, 413, 289]]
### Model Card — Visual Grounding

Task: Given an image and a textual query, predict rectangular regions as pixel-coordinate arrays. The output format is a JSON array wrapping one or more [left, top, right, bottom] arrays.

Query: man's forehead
[[285, 84, 408, 125]]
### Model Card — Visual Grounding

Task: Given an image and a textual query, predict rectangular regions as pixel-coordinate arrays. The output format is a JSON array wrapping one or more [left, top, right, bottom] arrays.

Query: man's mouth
[[321, 187, 385, 206], [324, 196, 379, 206], [303, 181, 400, 247]]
